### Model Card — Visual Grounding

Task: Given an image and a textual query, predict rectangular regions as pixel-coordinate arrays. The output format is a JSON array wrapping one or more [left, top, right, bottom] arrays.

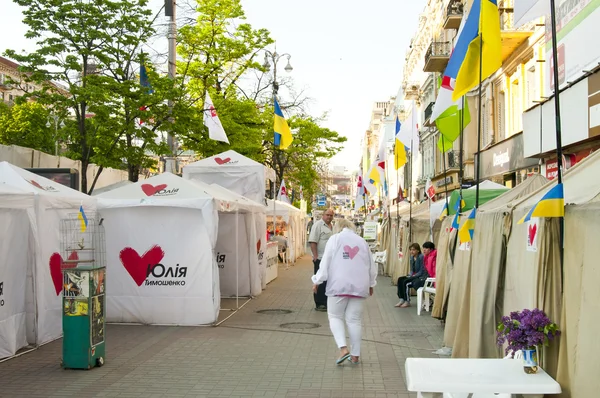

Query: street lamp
[[262, 49, 293, 95], [46, 113, 65, 156]]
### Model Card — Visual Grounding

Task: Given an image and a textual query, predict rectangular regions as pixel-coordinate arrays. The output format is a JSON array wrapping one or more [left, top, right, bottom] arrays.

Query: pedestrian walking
[[308, 209, 334, 311], [311, 218, 377, 365]]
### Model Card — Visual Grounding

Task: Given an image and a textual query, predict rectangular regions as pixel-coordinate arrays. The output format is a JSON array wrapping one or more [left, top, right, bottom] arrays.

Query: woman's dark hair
[[423, 241, 435, 250], [409, 243, 421, 253]]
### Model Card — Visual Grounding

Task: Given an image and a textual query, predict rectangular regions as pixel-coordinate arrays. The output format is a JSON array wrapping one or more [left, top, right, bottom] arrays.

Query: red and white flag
[[425, 178, 436, 201], [277, 179, 290, 203], [204, 92, 229, 144]]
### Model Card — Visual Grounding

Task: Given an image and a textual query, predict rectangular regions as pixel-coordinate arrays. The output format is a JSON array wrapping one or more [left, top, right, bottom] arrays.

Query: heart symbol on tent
[[343, 245, 360, 260], [119, 245, 165, 286], [141, 183, 167, 196], [528, 223, 537, 246], [49, 251, 79, 295], [214, 157, 231, 165], [256, 239, 261, 254]]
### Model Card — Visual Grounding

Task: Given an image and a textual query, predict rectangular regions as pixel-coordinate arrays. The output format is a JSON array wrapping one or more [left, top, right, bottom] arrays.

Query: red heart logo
[[528, 223, 537, 246], [141, 183, 167, 196], [256, 239, 261, 254], [49, 251, 79, 295], [119, 245, 165, 286], [214, 157, 231, 165], [343, 245, 360, 260]]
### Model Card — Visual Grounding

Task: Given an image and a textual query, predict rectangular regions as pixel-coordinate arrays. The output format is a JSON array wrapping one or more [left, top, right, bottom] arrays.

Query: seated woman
[[395, 243, 428, 308], [422, 241, 437, 280]]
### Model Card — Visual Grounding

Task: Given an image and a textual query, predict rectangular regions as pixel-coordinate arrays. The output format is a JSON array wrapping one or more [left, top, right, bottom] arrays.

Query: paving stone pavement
[[0, 255, 444, 398]]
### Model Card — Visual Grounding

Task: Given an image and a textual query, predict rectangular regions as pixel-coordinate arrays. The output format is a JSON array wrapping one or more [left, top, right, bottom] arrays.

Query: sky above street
[[1, 0, 425, 171]]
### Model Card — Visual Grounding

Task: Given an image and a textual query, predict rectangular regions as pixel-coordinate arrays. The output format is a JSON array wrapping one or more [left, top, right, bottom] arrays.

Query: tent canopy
[[91, 180, 133, 196], [448, 180, 509, 214], [182, 150, 266, 204]]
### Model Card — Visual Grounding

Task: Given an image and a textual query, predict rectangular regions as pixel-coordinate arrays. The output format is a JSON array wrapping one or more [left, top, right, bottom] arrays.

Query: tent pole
[[442, 134, 449, 209], [409, 138, 413, 243], [549, 0, 565, 292], [475, 29, 483, 208], [236, 209, 239, 310]]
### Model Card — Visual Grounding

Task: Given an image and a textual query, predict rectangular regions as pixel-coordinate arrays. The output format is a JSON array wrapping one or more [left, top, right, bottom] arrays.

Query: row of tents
[[0, 150, 307, 359], [380, 149, 600, 397]]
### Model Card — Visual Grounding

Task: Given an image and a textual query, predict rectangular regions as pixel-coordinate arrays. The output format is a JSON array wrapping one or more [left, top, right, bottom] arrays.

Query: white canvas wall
[[101, 207, 219, 325], [217, 213, 255, 297]]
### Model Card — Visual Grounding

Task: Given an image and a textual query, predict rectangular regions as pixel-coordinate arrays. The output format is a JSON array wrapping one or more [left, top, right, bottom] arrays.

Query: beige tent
[[444, 175, 548, 357]]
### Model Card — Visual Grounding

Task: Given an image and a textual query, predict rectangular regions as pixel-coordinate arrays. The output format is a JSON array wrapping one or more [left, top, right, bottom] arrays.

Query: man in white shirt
[[308, 209, 334, 311]]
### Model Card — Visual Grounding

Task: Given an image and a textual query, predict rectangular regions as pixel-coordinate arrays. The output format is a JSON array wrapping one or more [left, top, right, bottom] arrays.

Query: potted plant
[[496, 308, 560, 374]]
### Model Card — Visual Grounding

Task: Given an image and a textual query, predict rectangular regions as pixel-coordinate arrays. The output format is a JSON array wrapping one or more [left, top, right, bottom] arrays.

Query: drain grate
[[256, 309, 293, 315], [280, 322, 321, 330]]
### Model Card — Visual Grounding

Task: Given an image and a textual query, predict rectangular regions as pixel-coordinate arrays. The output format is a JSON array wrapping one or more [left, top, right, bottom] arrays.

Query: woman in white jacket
[[311, 218, 377, 365]]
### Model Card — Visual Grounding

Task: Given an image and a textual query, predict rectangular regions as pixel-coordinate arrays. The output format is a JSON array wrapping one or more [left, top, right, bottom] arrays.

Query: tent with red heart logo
[[97, 172, 223, 325], [0, 184, 35, 358], [182, 150, 266, 204], [0, 161, 96, 347]]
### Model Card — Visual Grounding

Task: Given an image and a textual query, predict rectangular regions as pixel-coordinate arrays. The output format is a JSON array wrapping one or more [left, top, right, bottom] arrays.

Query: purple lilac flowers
[[496, 308, 560, 355]]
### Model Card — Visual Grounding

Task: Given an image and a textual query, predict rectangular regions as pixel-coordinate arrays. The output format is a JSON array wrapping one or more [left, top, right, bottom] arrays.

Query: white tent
[[90, 180, 133, 196], [0, 162, 96, 345], [182, 150, 266, 204], [266, 199, 307, 264], [0, 184, 35, 358], [191, 181, 264, 297], [205, 183, 268, 291], [97, 173, 220, 325]]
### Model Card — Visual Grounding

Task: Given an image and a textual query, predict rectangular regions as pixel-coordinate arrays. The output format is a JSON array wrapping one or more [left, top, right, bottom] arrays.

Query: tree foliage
[[5, 0, 174, 193], [0, 102, 58, 154]]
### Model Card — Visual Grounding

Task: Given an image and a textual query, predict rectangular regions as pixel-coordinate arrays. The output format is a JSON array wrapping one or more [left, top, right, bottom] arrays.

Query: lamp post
[[46, 113, 65, 156]]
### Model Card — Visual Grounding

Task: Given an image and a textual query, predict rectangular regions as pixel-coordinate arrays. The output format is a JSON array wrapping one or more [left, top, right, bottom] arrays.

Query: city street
[[0, 255, 443, 398]]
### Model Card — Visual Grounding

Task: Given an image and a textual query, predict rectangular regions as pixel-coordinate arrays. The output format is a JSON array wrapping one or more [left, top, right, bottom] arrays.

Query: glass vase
[[522, 347, 539, 374]]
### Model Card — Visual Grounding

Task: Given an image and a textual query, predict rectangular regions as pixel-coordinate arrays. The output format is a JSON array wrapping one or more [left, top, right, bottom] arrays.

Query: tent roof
[[467, 179, 507, 190], [0, 161, 89, 199], [97, 172, 214, 209], [516, 149, 600, 210], [200, 182, 266, 213], [449, 182, 509, 214], [266, 199, 305, 218], [91, 180, 133, 196], [183, 150, 264, 170], [480, 174, 549, 212]]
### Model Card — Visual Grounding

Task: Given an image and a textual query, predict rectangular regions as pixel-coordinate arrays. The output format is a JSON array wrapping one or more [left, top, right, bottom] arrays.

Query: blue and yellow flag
[[274, 98, 293, 150], [439, 202, 449, 221], [450, 197, 463, 230], [518, 183, 565, 224], [458, 208, 476, 243], [78, 205, 88, 233], [394, 116, 408, 169], [444, 0, 502, 101]]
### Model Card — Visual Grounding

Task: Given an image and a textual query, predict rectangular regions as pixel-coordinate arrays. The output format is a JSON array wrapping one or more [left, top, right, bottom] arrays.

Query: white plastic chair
[[373, 250, 387, 275], [417, 277, 436, 316]]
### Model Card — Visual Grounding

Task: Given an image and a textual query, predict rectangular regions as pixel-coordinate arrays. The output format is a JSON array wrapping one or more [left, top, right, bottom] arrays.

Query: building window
[[511, 77, 522, 135], [494, 80, 506, 142], [481, 93, 492, 148], [526, 65, 537, 108]]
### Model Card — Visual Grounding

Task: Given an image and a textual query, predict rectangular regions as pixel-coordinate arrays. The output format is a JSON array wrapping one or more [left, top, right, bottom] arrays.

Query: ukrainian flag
[[274, 98, 293, 150], [439, 202, 449, 221], [450, 197, 463, 230], [518, 183, 565, 224], [444, 0, 502, 101], [78, 205, 88, 233], [459, 208, 476, 243], [394, 117, 408, 169]]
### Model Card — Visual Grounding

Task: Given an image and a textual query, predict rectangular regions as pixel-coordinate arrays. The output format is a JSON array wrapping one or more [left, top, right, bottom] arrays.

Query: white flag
[[277, 179, 290, 203], [203, 92, 229, 144], [514, 0, 550, 29]]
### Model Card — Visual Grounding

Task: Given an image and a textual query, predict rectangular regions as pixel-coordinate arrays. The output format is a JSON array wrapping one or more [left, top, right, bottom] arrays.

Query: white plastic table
[[405, 358, 562, 398]]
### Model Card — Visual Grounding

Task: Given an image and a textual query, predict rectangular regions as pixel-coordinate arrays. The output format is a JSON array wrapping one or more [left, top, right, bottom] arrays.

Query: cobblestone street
[[0, 255, 444, 398]]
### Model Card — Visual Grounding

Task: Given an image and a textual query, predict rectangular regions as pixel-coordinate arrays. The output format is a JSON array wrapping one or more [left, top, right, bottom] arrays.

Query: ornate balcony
[[403, 81, 421, 101], [444, 0, 464, 30], [423, 41, 451, 73]]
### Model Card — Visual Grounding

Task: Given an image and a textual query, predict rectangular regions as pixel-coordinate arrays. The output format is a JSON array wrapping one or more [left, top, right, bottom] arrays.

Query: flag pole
[[459, 96, 465, 197], [475, 26, 484, 208], [409, 138, 413, 243], [396, 147, 400, 233], [442, 135, 450, 209], [549, 0, 565, 289]]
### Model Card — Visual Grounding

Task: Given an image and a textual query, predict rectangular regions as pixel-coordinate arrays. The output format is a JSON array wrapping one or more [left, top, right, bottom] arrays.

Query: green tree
[[174, 0, 273, 158], [267, 115, 347, 204], [5, 0, 166, 193], [0, 102, 59, 154]]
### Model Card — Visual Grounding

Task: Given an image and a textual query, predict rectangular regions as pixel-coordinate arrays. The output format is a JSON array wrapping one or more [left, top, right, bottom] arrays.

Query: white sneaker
[[394, 300, 404, 307]]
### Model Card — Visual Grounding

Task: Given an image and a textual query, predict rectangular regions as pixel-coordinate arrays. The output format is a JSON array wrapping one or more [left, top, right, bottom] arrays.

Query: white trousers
[[327, 296, 365, 357]]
